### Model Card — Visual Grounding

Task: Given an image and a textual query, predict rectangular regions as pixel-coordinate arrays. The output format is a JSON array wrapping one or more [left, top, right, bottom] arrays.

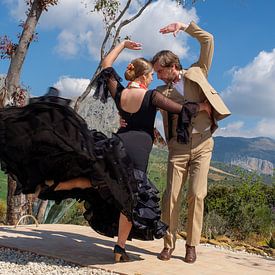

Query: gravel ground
[[0, 247, 119, 275]]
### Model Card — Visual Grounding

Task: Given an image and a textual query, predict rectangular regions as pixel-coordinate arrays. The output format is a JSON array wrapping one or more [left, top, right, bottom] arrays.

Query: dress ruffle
[[83, 168, 168, 240], [0, 95, 167, 241]]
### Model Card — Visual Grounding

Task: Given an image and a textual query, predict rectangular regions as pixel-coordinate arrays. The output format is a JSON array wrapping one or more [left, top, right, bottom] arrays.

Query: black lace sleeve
[[151, 90, 182, 113], [93, 67, 125, 103], [151, 90, 199, 144]]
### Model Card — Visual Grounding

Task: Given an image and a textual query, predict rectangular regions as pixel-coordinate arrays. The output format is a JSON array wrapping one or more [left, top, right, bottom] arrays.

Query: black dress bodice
[[116, 89, 157, 140]]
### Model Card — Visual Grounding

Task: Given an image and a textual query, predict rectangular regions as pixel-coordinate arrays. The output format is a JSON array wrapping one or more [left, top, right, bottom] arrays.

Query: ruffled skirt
[[0, 96, 167, 240]]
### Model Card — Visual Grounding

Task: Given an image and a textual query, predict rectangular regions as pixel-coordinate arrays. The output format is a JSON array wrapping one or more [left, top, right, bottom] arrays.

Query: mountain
[[150, 136, 275, 181], [212, 136, 275, 175]]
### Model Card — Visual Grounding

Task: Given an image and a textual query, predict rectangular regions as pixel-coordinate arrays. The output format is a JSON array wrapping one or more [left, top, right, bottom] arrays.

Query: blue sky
[[1, 0, 275, 139]]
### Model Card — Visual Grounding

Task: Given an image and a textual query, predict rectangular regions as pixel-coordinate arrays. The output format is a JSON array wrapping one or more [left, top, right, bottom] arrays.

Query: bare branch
[[100, 0, 132, 60], [110, 0, 152, 51], [74, 64, 101, 112]]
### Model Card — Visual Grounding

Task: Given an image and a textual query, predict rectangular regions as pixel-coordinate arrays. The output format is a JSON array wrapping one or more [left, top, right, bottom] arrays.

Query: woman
[[0, 41, 209, 263]]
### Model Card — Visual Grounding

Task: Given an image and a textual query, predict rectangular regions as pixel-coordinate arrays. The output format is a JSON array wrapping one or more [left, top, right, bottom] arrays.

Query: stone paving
[[0, 224, 274, 275]]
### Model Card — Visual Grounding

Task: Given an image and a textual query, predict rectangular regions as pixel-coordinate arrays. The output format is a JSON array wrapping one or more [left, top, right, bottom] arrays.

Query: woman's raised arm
[[101, 40, 142, 69]]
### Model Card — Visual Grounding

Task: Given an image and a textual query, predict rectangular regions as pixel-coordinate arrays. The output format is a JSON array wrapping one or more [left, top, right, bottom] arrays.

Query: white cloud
[[255, 119, 275, 138], [2, 0, 27, 20], [222, 49, 275, 118], [54, 76, 90, 99], [215, 121, 249, 137], [215, 119, 275, 139], [4, 0, 198, 61], [55, 30, 78, 57], [219, 49, 275, 138]]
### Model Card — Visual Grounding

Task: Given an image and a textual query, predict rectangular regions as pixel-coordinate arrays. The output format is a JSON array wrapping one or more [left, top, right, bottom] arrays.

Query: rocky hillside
[[213, 136, 275, 175], [77, 94, 120, 137]]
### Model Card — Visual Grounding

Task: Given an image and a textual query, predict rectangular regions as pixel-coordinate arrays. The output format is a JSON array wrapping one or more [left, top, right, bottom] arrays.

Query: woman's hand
[[102, 40, 141, 68], [123, 40, 142, 51], [119, 117, 127, 128], [199, 102, 212, 117]]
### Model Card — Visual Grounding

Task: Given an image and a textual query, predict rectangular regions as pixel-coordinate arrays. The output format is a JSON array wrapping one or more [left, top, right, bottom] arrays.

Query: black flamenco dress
[[0, 67, 198, 241]]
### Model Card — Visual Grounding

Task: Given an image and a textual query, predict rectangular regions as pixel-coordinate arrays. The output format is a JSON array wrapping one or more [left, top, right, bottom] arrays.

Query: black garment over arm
[[93, 67, 124, 104], [151, 89, 200, 144], [151, 89, 199, 115]]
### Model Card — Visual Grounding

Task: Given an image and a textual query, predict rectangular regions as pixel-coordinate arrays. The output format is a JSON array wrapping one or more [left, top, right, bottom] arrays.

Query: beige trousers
[[162, 131, 214, 248]]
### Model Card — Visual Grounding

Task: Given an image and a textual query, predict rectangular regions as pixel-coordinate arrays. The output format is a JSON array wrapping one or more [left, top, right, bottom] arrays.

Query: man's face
[[153, 61, 178, 84]]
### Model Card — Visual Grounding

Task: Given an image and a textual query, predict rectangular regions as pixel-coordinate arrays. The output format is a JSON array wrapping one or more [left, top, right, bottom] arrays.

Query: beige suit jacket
[[157, 21, 231, 141]]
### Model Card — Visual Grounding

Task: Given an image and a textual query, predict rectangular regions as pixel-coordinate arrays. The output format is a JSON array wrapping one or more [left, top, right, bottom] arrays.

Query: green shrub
[[266, 233, 275, 248], [0, 170, 7, 203], [203, 177, 274, 240], [203, 210, 228, 239], [59, 201, 87, 225]]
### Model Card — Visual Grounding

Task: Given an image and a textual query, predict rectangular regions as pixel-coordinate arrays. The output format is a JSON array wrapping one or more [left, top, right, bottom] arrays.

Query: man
[[151, 21, 231, 263]]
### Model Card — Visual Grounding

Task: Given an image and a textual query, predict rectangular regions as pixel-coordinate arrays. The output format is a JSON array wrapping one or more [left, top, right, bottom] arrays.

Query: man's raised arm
[[159, 21, 214, 77], [185, 21, 214, 77]]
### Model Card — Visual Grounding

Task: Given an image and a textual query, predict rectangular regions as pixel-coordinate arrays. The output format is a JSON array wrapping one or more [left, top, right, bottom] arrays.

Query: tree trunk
[[5, 0, 44, 225], [5, 0, 43, 98], [36, 200, 49, 223], [6, 176, 29, 225]]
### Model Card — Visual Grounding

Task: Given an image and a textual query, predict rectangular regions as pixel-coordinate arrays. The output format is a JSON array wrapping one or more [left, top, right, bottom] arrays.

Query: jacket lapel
[[184, 67, 231, 119]]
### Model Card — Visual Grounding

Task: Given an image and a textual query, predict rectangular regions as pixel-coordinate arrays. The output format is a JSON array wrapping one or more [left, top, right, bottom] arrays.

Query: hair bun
[[127, 63, 135, 71]]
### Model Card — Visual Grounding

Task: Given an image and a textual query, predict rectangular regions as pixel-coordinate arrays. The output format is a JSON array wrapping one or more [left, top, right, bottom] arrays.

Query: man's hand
[[159, 22, 188, 37]]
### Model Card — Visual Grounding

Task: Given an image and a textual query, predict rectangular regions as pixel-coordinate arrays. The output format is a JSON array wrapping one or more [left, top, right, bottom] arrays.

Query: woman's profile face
[[145, 71, 154, 87]]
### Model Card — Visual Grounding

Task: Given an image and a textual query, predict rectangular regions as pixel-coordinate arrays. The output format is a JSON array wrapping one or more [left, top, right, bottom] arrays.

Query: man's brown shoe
[[158, 247, 173, 261], [184, 244, 196, 263]]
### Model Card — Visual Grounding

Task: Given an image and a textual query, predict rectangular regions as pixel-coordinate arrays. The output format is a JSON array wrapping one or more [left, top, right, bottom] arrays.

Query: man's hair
[[151, 50, 182, 70]]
